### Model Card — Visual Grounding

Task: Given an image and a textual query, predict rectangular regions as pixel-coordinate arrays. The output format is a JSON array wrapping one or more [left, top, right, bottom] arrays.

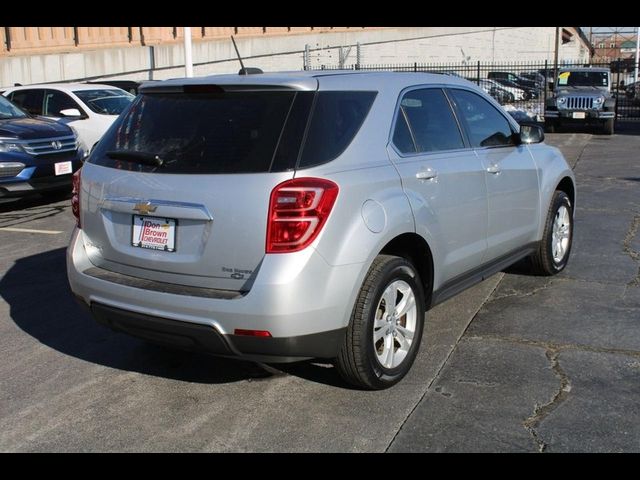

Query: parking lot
[[0, 124, 639, 452]]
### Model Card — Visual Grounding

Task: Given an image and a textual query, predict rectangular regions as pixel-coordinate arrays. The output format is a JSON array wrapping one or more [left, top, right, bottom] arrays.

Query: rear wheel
[[529, 190, 573, 276], [335, 255, 426, 390]]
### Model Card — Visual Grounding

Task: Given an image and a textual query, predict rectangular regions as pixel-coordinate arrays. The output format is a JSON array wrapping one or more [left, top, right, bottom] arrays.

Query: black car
[[0, 95, 85, 197], [490, 78, 539, 100], [488, 71, 542, 92]]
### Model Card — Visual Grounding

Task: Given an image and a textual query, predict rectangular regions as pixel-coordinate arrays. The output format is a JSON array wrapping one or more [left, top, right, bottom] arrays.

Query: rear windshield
[[89, 89, 376, 174]]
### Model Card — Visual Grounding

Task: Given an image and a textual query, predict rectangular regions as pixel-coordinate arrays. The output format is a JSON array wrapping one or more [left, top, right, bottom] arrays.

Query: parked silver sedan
[[67, 71, 575, 389]]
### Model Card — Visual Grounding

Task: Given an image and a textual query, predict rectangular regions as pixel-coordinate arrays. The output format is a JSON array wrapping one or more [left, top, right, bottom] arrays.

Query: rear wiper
[[106, 150, 164, 167]]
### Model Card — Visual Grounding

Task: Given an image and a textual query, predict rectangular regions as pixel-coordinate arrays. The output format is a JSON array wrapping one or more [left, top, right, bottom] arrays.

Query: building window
[[598, 43, 605, 49], [610, 43, 616, 48]]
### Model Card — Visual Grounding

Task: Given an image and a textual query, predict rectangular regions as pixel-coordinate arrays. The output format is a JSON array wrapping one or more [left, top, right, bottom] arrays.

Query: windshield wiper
[[106, 150, 164, 167]]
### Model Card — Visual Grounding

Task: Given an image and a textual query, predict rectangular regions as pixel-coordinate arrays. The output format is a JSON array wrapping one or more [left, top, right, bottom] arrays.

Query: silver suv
[[67, 71, 575, 389]]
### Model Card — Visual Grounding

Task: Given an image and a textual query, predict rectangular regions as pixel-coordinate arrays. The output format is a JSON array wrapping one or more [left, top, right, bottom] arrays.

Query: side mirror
[[60, 108, 83, 118], [519, 124, 545, 144]]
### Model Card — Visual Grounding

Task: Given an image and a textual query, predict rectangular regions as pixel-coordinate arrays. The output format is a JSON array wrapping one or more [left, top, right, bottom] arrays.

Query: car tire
[[529, 190, 573, 276], [603, 118, 614, 135], [335, 255, 426, 390], [544, 119, 558, 133]]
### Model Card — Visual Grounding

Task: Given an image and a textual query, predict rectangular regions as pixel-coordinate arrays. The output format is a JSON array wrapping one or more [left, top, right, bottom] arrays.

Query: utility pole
[[635, 26, 639, 84], [184, 27, 193, 78], [554, 27, 560, 84]]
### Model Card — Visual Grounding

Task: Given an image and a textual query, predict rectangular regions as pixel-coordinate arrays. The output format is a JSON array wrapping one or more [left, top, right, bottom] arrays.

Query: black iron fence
[[306, 60, 640, 124]]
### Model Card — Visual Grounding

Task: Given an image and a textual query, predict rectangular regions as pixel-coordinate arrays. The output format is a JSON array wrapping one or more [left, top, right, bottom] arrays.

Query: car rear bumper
[[67, 228, 365, 361], [90, 302, 346, 362]]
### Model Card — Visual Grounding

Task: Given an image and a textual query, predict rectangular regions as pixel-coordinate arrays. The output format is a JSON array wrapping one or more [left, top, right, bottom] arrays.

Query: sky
[[583, 27, 638, 35]]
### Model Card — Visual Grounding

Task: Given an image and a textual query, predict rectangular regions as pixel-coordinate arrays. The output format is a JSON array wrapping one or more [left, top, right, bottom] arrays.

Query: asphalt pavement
[[0, 124, 638, 452]]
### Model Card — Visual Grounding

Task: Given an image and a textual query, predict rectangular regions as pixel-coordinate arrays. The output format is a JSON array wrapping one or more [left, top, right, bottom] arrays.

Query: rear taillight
[[71, 168, 81, 228], [266, 178, 339, 253]]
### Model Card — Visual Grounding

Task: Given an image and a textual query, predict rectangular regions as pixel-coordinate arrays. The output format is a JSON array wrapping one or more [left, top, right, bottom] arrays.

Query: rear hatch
[[80, 82, 315, 291]]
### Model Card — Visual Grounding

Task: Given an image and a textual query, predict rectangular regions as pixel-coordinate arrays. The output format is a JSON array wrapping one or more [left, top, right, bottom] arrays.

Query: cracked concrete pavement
[[1, 125, 639, 452], [389, 125, 640, 452]]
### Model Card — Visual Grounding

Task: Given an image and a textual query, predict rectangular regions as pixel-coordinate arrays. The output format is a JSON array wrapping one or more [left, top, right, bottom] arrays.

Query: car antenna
[[231, 36, 247, 75]]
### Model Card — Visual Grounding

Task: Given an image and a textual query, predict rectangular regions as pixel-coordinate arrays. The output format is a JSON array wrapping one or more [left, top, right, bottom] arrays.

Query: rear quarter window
[[298, 91, 377, 168]]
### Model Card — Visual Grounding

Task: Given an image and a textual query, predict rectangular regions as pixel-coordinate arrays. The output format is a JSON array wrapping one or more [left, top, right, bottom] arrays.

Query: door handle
[[416, 168, 438, 181], [486, 164, 501, 174]]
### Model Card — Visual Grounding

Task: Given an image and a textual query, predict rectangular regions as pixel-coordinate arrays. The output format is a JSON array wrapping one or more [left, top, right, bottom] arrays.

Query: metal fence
[[306, 60, 640, 124]]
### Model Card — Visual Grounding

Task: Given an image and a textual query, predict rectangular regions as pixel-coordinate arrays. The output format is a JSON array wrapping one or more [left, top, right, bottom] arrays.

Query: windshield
[[73, 89, 135, 115], [558, 71, 609, 88], [0, 95, 28, 119]]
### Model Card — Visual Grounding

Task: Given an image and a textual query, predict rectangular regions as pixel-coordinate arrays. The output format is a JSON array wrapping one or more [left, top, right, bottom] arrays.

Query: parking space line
[[0, 227, 63, 235]]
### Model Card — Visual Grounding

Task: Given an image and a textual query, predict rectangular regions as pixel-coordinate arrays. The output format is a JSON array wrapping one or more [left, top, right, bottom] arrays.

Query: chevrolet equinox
[[67, 71, 575, 389]]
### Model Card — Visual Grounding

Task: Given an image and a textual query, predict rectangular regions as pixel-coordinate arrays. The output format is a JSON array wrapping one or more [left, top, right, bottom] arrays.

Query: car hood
[[0, 117, 73, 140]]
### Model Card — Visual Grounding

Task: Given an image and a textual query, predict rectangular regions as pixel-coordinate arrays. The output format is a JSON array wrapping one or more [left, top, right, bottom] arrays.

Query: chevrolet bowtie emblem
[[132, 202, 158, 215]]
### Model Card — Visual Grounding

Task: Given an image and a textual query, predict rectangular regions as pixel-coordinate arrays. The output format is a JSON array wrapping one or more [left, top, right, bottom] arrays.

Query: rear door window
[[392, 88, 465, 154]]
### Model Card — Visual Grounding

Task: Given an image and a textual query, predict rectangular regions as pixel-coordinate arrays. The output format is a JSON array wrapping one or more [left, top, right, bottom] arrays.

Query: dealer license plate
[[132, 215, 176, 252], [572, 112, 586, 119], [54, 161, 72, 176]]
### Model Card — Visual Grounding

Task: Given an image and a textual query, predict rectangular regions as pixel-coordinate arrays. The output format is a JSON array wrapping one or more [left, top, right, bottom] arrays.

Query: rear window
[[90, 89, 376, 174], [90, 91, 297, 174]]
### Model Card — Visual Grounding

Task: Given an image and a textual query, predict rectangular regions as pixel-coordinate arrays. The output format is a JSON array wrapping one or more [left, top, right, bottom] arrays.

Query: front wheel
[[529, 190, 573, 275], [545, 119, 558, 133], [335, 255, 426, 390]]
